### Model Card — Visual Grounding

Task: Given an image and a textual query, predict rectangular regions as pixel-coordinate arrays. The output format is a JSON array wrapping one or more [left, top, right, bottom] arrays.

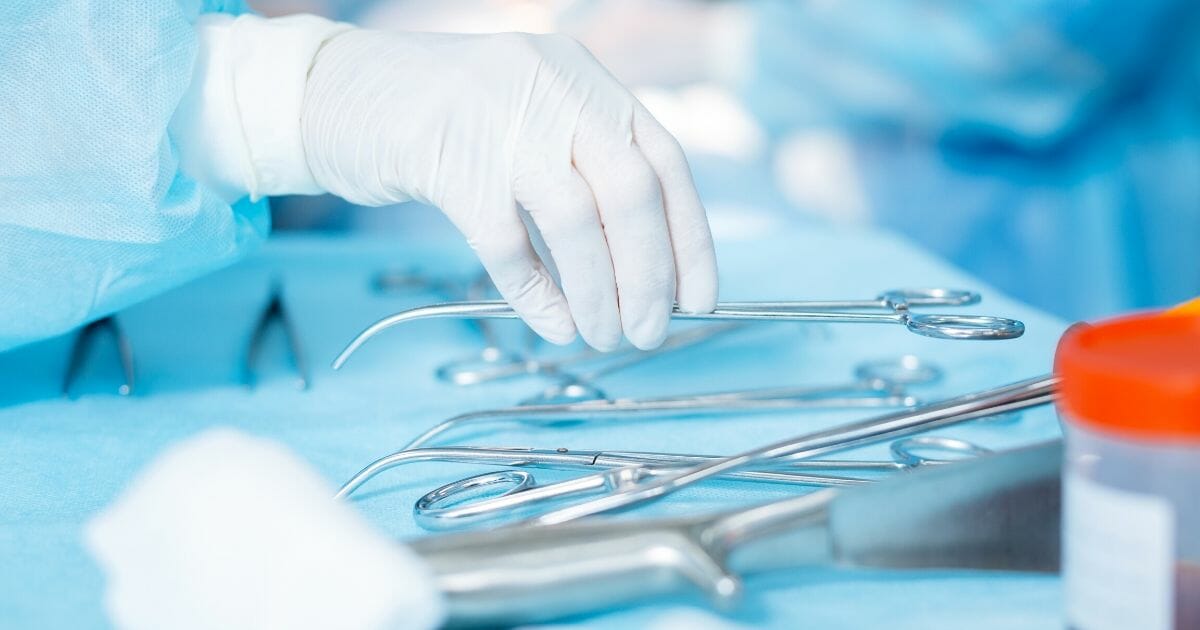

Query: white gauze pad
[[84, 428, 445, 630]]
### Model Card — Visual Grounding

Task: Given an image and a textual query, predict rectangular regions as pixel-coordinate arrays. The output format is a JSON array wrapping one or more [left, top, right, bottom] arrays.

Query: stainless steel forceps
[[377, 269, 748, 396], [332, 288, 1025, 369], [376, 269, 541, 381], [408, 441, 1062, 627], [335, 444, 877, 499], [521, 374, 1058, 527], [399, 356, 941, 451], [414, 436, 993, 530], [342, 375, 1056, 529], [437, 321, 744, 391], [334, 436, 993, 531]]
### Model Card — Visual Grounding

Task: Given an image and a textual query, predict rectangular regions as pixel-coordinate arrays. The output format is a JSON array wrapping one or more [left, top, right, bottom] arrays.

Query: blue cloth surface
[[0, 213, 1067, 628], [0, 0, 268, 352]]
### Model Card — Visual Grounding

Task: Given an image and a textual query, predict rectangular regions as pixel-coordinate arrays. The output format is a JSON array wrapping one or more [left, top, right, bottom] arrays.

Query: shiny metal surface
[[409, 436, 987, 531], [408, 441, 1062, 627], [336, 433, 995, 531], [374, 269, 747, 397], [400, 356, 938, 451], [524, 375, 1058, 526], [340, 376, 1051, 529], [335, 445, 878, 502], [440, 321, 744, 391], [331, 288, 1025, 369], [375, 269, 539, 387]]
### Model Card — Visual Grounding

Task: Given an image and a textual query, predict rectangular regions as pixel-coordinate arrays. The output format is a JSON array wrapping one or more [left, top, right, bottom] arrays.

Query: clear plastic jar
[[1056, 313, 1200, 630]]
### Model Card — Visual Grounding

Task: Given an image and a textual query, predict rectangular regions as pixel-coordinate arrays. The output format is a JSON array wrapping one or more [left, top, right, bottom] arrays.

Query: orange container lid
[[1169, 296, 1200, 316], [1055, 311, 1200, 441]]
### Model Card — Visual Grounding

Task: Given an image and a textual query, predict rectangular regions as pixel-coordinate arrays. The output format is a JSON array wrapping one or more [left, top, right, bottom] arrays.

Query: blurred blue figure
[[746, 0, 1200, 320], [0, 0, 270, 351]]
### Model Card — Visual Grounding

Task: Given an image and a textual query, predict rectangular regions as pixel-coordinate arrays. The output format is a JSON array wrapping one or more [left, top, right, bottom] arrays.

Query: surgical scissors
[[332, 288, 1025, 369], [62, 316, 135, 397], [402, 356, 942, 450], [334, 436, 993, 530]]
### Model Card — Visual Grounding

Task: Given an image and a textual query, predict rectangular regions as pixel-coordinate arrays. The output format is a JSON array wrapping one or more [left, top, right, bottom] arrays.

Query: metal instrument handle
[[526, 375, 1058, 525], [413, 466, 653, 531], [332, 289, 1024, 369], [888, 436, 993, 468], [904, 314, 1026, 340]]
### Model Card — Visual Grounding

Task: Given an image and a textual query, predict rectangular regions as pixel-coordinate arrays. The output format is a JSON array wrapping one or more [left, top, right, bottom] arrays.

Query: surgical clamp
[[336, 445, 876, 498], [374, 269, 738, 399], [351, 375, 1055, 528], [439, 321, 745, 393], [352, 436, 991, 531], [375, 269, 538, 382], [401, 356, 941, 450], [407, 440, 1062, 627], [331, 288, 1026, 369], [62, 316, 135, 397], [243, 281, 310, 390], [523, 374, 1058, 526]]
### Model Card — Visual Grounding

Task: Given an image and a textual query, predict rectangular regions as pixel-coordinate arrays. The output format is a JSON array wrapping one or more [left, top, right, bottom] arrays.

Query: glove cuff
[[172, 13, 352, 202]]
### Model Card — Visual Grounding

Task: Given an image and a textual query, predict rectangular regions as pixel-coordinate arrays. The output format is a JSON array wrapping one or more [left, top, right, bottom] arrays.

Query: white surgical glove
[[173, 14, 718, 351], [301, 30, 719, 350]]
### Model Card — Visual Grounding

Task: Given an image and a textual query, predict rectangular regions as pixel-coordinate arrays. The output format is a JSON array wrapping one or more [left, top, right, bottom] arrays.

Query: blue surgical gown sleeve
[[0, 0, 271, 352]]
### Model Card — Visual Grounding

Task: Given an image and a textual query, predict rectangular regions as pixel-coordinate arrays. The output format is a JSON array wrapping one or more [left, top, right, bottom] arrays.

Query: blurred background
[[254, 0, 1200, 323]]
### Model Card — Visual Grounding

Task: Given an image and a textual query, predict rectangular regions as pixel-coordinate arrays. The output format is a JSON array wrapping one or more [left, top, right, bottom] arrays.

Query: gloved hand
[[300, 30, 718, 350]]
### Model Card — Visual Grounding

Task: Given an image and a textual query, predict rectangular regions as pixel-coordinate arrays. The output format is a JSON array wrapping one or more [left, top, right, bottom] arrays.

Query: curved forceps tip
[[333, 301, 516, 369]]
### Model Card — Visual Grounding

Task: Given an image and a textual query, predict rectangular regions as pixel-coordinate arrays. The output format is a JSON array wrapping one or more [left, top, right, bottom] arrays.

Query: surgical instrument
[[332, 288, 1026, 369], [334, 436, 992, 531], [523, 374, 1058, 526], [408, 440, 1062, 627], [402, 356, 941, 450], [375, 269, 538, 382], [243, 281, 310, 390], [408, 436, 993, 530], [337, 436, 986, 501], [337, 445, 876, 500], [374, 269, 751, 394], [366, 375, 1055, 528], [62, 316, 135, 397], [439, 321, 745, 392]]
